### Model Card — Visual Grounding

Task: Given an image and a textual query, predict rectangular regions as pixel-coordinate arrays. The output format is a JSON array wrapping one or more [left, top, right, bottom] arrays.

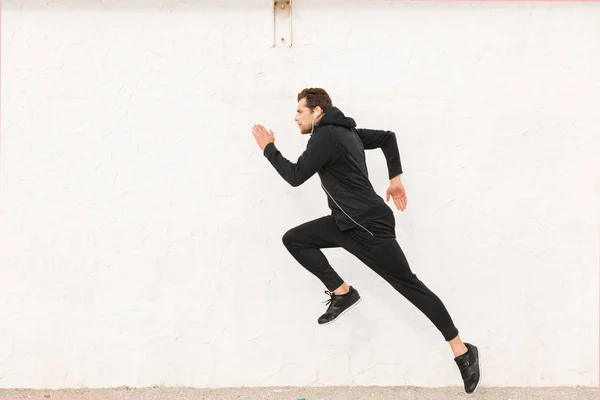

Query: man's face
[[294, 98, 319, 135]]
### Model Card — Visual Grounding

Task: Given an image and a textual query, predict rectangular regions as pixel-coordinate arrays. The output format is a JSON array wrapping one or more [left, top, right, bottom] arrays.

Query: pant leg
[[342, 215, 459, 341], [282, 216, 347, 291]]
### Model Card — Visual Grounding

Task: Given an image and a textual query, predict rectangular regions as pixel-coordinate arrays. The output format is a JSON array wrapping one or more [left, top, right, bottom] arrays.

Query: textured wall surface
[[1, 0, 598, 389]]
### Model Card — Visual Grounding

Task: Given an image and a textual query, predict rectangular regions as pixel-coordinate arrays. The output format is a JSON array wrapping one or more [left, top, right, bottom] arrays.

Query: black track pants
[[282, 214, 459, 341]]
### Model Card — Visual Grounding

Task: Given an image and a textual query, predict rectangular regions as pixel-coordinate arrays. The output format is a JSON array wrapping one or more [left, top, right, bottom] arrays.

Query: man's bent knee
[[282, 228, 298, 249]]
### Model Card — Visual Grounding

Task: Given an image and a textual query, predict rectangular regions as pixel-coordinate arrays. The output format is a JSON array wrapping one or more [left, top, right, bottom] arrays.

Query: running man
[[251, 88, 481, 393]]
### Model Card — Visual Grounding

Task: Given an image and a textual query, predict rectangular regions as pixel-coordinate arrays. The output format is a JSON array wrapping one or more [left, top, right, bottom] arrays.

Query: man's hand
[[252, 124, 275, 151], [386, 175, 407, 211]]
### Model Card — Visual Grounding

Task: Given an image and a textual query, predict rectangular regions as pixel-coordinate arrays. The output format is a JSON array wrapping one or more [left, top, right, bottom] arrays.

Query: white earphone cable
[[312, 110, 374, 237]]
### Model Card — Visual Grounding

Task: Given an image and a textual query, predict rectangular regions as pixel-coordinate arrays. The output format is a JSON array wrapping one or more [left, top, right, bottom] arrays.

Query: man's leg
[[346, 234, 460, 340], [282, 216, 362, 324], [342, 215, 481, 393]]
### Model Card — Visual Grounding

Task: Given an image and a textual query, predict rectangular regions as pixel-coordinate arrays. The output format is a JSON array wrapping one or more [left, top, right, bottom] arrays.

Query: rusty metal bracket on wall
[[273, 0, 292, 47]]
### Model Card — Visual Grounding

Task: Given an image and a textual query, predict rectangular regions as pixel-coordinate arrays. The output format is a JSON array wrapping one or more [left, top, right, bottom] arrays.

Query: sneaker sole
[[318, 296, 362, 326]]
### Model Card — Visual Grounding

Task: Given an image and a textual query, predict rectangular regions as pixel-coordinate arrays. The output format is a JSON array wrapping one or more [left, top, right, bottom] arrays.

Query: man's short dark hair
[[297, 88, 333, 113]]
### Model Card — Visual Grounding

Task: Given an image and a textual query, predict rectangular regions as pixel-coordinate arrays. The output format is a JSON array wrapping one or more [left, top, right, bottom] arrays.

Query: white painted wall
[[1, 0, 598, 390]]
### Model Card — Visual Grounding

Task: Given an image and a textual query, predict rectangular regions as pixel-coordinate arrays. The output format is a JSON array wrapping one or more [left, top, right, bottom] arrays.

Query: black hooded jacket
[[263, 106, 403, 232]]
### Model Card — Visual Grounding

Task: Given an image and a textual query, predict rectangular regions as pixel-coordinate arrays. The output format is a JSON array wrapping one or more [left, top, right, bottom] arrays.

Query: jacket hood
[[316, 106, 356, 129]]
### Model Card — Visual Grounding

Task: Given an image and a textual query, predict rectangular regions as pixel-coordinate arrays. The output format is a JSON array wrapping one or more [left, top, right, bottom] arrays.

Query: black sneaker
[[318, 286, 361, 325], [454, 342, 481, 394]]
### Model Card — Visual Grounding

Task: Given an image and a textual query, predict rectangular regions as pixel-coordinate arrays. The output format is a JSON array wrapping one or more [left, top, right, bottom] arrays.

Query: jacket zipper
[[320, 183, 374, 237]]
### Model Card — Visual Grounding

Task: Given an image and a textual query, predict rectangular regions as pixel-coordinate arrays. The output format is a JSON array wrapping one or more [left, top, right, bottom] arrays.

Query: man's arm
[[263, 131, 335, 187], [357, 128, 407, 211], [355, 128, 403, 180]]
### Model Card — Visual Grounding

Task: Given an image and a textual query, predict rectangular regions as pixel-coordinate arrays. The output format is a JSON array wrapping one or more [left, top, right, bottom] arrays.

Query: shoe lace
[[323, 291, 336, 307], [457, 359, 470, 378]]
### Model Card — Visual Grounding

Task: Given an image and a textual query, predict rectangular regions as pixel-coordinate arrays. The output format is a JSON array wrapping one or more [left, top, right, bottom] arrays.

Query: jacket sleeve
[[355, 128, 403, 179], [262, 131, 336, 187]]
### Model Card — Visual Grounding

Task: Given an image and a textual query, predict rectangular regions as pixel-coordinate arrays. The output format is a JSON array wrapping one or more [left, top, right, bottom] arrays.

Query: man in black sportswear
[[252, 88, 481, 394]]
